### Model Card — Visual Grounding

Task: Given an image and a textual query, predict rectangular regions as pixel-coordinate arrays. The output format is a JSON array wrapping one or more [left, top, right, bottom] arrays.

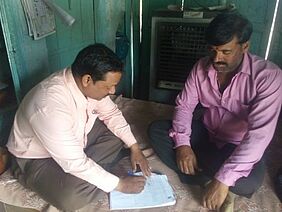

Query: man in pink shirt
[[7, 44, 151, 211], [149, 12, 282, 211]]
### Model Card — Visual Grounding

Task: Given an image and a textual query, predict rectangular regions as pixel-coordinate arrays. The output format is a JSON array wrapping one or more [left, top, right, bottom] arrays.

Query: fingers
[[132, 176, 146, 193], [138, 154, 151, 176], [116, 176, 146, 193], [139, 163, 151, 177], [130, 164, 151, 177], [202, 180, 229, 210], [202, 197, 221, 210], [176, 145, 199, 175], [127, 176, 146, 193], [193, 158, 202, 172], [130, 150, 151, 177], [188, 158, 196, 175], [131, 160, 137, 172], [177, 158, 196, 175]]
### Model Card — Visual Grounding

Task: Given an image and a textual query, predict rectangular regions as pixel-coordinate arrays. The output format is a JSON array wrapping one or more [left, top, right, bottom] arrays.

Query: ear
[[242, 41, 249, 52], [81, 74, 92, 88]]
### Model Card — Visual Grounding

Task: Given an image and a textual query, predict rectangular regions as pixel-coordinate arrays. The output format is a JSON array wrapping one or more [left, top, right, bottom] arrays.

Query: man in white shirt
[[7, 43, 151, 211]]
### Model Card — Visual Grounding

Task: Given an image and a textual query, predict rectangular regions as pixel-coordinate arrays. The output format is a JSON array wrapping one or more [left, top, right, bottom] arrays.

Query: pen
[[128, 170, 163, 176], [127, 170, 135, 176]]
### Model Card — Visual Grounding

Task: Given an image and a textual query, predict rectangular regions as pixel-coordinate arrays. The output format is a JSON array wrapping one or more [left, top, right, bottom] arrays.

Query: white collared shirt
[[7, 68, 137, 192]]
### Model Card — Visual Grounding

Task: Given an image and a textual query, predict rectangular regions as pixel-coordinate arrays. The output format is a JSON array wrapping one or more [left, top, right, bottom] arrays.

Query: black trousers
[[10, 119, 124, 211], [148, 120, 265, 198]]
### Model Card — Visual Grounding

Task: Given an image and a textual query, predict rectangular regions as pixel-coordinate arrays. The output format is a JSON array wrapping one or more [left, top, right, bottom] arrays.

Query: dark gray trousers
[[148, 120, 265, 198], [10, 119, 124, 211]]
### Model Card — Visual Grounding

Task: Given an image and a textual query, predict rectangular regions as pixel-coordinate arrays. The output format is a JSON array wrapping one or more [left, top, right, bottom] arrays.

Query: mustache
[[213, 62, 227, 66]]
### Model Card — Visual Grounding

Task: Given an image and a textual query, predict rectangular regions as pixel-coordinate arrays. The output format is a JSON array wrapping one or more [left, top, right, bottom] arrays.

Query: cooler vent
[[150, 17, 211, 90]]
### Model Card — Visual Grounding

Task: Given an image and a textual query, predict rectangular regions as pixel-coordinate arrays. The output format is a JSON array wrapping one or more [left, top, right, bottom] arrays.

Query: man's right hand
[[176, 145, 200, 175], [115, 176, 146, 193]]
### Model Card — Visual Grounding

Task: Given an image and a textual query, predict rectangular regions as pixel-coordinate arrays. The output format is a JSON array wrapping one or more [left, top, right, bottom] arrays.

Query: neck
[[72, 72, 87, 98]]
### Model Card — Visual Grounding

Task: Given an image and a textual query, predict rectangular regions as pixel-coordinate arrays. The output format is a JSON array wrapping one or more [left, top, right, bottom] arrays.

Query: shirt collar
[[64, 68, 88, 106], [240, 52, 251, 75]]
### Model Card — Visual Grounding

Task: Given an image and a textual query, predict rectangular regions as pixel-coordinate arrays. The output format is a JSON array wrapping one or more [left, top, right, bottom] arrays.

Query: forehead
[[209, 37, 240, 50], [102, 71, 122, 83]]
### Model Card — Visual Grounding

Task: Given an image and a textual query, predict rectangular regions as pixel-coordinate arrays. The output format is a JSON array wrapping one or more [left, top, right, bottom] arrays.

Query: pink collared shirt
[[7, 68, 137, 192], [169, 53, 282, 186]]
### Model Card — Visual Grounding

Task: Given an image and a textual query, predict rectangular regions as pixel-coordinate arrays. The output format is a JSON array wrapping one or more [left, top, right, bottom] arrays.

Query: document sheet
[[109, 173, 176, 210]]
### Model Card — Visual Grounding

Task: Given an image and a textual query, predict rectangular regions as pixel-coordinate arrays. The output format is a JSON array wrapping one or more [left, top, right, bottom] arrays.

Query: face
[[208, 37, 249, 73], [82, 71, 122, 100]]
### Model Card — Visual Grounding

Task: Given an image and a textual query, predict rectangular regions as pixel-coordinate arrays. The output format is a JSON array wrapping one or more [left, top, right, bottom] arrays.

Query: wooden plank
[[46, 0, 95, 72], [81, 0, 95, 42], [0, 0, 50, 100]]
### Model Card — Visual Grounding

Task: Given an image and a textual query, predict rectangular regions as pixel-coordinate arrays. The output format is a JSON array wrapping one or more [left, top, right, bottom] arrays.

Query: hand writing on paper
[[115, 176, 146, 193]]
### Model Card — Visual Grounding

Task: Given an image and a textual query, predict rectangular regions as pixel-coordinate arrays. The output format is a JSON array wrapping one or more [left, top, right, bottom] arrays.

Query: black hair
[[71, 43, 123, 81], [205, 11, 253, 46]]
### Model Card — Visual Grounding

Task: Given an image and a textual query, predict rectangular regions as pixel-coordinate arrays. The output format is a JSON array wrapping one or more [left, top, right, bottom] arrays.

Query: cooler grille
[[154, 21, 209, 89]]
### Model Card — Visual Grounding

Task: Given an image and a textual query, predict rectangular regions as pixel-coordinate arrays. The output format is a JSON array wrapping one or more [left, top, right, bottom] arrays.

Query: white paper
[[109, 173, 176, 210]]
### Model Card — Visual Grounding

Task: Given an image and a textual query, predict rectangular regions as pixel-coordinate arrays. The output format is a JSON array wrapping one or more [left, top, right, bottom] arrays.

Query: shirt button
[[92, 110, 95, 114]]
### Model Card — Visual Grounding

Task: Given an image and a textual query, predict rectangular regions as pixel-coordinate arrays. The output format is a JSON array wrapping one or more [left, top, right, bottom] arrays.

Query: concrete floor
[[0, 202, 39, 212]]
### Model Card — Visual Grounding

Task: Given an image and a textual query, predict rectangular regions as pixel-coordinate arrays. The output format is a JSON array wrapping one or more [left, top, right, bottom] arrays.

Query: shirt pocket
[[222, 97, 249, 119]]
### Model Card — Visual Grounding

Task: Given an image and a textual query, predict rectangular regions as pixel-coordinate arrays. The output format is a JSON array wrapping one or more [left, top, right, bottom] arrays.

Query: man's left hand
[[130, 144, 151, 177], [202, 179, 229, 210]]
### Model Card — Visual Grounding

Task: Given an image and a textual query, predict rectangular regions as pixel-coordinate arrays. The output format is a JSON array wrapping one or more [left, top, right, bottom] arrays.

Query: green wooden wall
[[138, 0, 281, 100], [45, 0, 132, 97], [45, 0, 128, 71], [0, 26, 11, 84], [0, 0, 281, 102], [0, 0, 50, 101], [94, 0, 132, 97], [1, 0, 280, 145], [0, 0, 137, 100], [46, 0, 95, 72]]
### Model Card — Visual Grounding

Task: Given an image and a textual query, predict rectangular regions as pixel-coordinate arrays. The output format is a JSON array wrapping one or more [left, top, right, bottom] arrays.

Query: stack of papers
[[21, 0, 56, 40], [109, 173, 176, 210]]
